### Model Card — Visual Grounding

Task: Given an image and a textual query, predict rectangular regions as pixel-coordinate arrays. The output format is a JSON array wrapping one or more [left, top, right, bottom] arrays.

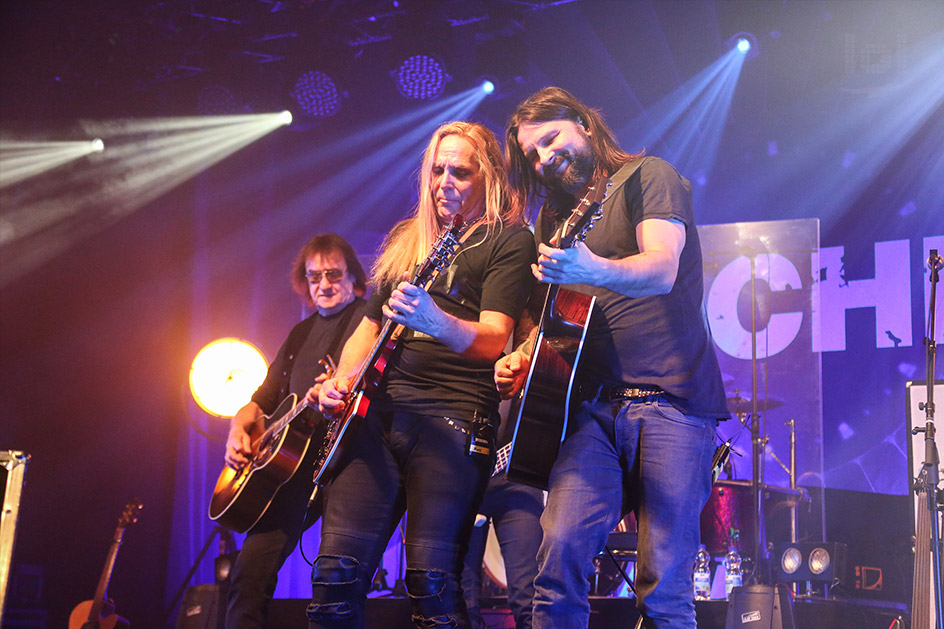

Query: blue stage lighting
[[292, 71, 341, 118], [726, 32, 759, 60], [481, 80, 495, 94], [394, 54, 449, 100]]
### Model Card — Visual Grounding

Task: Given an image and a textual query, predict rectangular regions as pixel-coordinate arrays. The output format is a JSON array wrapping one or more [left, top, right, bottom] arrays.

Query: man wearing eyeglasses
[[224, 233, 368, 629]]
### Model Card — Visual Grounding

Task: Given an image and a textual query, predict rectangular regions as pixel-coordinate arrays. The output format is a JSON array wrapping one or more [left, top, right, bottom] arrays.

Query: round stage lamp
[[808, 546, 831, 575], [189, 338, 268, 418], [780, 547, 802, 575]]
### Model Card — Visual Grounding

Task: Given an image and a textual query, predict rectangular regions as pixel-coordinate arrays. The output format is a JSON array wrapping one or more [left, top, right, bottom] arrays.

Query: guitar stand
[[162, 525, 234, 624]]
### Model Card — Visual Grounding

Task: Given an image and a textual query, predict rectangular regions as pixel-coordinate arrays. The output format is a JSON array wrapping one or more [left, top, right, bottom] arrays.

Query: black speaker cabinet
[[177, 584, 226, 629], [725, 585, 795, 629]]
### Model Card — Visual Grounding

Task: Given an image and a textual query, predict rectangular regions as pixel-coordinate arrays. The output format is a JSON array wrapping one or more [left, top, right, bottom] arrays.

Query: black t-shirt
[[251, 298, 367, 416], [366, 221, 537, 419], [536, 157, 728, 419]]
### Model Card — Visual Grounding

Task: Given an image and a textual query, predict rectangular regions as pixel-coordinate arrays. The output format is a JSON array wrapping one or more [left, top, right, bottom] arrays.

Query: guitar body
[[209, 394, 323, 533], [505, 178, 611, 490], [68, 600, 130, 629], [507, 287, 595, 489]]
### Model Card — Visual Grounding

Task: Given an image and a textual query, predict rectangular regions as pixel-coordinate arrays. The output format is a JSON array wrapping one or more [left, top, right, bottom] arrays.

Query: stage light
[[189, 338, 268, 418], [781, 547, 802, 575], [291, 70, 341, 118], [394, 54, 449, 100], [90, 138, 105, 152], [727, 32, 759, 60], [278, 110, 293, 126], [481, 80, 495, 94], [773, 542, 847, 585], [808, 547, 831, 575]]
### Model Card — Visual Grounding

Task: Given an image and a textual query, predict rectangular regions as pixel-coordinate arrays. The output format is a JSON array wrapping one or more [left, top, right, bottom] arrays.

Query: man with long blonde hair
[[309, 121, 536, 628]]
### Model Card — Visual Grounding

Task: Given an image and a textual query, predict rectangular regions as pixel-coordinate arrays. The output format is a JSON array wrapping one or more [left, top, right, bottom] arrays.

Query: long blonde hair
[[372, 121, 523, 288]]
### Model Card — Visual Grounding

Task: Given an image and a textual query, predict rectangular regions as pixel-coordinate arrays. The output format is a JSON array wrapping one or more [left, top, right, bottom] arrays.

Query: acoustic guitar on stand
[[68, 499, 142, 629], [505, 178, 610, 489]]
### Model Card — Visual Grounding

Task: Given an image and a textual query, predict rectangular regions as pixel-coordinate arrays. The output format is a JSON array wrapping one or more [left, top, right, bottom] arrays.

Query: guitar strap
[[535, 157, 649, 246]]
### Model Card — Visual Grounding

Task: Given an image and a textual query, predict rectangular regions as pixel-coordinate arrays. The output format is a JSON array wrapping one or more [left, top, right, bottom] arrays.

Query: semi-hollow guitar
[[310, 215, 468, 486]]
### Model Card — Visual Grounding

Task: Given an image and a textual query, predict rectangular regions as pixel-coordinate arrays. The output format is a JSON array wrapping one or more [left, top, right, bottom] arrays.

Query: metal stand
[[911, 249, 944, 629], [162, 525, 235, 624]]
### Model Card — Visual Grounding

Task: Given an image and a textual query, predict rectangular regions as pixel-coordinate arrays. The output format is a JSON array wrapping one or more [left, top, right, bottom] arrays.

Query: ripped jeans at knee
[[405, 568, 469, 629], [307, 555, 367, 629]]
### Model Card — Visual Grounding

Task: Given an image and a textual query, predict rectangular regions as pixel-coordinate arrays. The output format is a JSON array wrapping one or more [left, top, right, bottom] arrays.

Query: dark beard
[[542, 147, 595, 196]]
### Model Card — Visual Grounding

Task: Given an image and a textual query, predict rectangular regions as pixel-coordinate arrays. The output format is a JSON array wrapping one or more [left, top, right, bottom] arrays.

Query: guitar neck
[[88, 528, 126, 620]]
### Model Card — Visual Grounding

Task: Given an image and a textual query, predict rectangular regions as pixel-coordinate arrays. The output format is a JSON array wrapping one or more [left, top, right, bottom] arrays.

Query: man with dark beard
[[495, 87, 729, 628]]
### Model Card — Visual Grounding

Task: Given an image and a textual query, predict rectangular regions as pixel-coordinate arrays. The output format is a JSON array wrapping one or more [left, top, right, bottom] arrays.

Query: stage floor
[[257, 594, 908, 629]]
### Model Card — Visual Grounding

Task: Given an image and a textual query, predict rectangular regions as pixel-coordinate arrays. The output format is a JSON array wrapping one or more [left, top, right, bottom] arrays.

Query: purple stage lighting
[[394, 54, 449, 100], [292, 70, 341, 118], [726, 32, 759, 60]]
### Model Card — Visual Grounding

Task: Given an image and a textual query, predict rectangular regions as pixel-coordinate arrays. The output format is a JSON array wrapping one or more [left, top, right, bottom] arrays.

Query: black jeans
[[226, 457, 323, 629], [307, 408, 493, 629]]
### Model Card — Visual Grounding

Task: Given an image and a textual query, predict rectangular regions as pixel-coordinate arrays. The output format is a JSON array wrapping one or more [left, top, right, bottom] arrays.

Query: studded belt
[[579, 384, 663, 404]]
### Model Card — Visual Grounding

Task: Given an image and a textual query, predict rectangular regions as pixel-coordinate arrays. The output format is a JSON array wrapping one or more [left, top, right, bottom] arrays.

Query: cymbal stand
[[747, 252, 766, 583], [911, 249, 943, 629]]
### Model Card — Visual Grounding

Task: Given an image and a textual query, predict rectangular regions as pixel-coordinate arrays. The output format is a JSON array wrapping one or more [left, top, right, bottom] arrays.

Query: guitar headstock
[[554, 179, 611, 248], [411, 215, 468, 286], [118, 499, 143, 529]]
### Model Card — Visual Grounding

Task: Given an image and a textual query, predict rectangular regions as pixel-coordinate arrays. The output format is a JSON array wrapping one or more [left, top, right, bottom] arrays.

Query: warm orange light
[[189, 338, 267, 417]]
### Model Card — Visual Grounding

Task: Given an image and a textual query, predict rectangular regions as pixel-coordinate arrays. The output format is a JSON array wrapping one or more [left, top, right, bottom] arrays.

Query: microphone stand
[[911, 248, 944, 629]]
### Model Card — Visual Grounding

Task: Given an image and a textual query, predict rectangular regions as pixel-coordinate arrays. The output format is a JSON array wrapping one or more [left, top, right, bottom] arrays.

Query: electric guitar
[[208, 368, 331, 533], [311, 215, 468, 486], [505, 179, 610, 489], [68, 499, 142, 629]]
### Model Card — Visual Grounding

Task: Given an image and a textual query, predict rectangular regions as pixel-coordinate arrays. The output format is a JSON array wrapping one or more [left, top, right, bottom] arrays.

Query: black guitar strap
[[535, 157, 649, 246]]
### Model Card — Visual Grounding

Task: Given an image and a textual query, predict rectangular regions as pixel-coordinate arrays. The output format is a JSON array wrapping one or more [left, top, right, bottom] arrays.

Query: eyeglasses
[[306, 268, 346, 283]]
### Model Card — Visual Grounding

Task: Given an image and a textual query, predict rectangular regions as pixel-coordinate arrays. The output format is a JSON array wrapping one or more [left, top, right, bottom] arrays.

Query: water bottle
[[723, 529, 742, 599], [693, 544, 712, 600]]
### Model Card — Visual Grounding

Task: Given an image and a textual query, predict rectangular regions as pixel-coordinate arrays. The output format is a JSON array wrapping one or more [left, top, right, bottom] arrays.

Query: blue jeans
[[307, 408, 492, 629], [532, 397, 716, 629], [461, 474, 544, 629]]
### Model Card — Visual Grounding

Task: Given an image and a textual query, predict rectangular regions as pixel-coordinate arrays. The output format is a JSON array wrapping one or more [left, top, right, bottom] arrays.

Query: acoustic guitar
[[505, 179, 610, 489], [208, 387, 327, 533], [68, 499, 141, 629]]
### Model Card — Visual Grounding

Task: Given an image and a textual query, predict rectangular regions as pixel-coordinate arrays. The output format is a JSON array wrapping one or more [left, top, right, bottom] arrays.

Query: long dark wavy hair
[[505, 86, 643, 210]]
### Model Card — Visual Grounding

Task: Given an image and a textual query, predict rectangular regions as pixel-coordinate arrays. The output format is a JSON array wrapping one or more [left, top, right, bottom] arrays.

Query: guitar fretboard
[[491, 442, 512, 477]]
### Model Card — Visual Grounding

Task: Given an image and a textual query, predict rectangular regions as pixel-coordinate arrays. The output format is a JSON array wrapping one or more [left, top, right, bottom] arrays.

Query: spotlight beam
[[0, 140, 101, 188], [0, 113, 291, 287]]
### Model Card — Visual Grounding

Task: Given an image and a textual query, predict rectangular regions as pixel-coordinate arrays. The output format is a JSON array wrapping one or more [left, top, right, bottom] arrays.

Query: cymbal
[[726, 395, 784, 415]]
